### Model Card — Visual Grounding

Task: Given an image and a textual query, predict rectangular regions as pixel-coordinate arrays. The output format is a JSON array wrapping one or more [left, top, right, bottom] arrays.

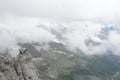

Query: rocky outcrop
[[0, 48, 40, 80]]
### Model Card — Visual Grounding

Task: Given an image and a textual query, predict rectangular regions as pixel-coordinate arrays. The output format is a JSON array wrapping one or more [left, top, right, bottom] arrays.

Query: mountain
[[0, 25, 120, 80], [1, 41, 120, 80], [18, 41, 120, 80]]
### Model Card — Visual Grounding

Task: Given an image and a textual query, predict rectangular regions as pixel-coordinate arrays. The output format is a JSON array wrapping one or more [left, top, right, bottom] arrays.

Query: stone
[[0, 48, 40, 80]]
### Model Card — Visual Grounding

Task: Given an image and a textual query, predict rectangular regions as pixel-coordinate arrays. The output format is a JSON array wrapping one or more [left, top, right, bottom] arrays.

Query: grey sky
[[0, 0, 120, 23], [0, 0, 120, 56]]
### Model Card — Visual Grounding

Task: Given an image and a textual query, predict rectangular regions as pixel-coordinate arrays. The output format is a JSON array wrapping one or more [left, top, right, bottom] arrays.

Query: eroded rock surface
[[0, 48, 40, 80]]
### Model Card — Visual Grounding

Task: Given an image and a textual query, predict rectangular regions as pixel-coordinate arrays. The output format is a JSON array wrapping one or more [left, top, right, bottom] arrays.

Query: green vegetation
[[56, 54, 120, 80]]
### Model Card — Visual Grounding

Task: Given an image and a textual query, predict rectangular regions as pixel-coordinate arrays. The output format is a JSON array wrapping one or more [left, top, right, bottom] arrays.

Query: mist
[[0, 16, 57, 56], [0, 0, 120, 56]]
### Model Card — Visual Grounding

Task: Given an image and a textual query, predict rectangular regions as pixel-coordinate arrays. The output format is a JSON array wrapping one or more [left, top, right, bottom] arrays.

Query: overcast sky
[[0, 0, 120, 56], [0, 0, 120, 23]]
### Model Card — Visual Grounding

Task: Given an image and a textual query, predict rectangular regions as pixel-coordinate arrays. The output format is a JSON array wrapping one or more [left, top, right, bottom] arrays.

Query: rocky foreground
[[1, 44, 120, 80], [0, 48, 40, 80]]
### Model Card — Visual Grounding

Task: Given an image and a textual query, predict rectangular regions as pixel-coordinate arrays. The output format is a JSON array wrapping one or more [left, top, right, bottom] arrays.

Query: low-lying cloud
[[0, 0, 120, 56], [0, 16, 57, 56], [0, 15, 120, 56]]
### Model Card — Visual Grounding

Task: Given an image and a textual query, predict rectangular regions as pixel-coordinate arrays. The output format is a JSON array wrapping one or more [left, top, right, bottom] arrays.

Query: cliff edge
[[0, 48, 40, 80]]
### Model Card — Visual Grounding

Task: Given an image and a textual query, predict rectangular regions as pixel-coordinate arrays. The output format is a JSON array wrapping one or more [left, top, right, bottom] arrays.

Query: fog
[[0, 0, 120, 56]]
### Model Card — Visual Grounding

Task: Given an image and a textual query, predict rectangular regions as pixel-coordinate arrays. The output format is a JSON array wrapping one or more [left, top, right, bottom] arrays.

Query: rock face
[[0, 48, 40, 80]]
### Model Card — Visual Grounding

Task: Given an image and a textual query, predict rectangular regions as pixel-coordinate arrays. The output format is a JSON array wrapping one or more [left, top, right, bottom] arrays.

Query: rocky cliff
[[0, 48, 40, 80]]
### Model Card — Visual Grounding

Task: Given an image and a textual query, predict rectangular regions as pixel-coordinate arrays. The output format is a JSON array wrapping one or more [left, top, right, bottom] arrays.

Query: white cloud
[[0, 0, 120, 23], [0, 0, 120, 56], [0, 15, 120, 56], [0, 16, 57, 56], [107, 31, 120, 55]]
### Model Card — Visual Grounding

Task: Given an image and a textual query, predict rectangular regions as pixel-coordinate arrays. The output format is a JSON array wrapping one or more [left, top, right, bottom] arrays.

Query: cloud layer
[[0, 16, 57, 56], [0, 0, 120, 56], [0, 16, 120, 56], [0, 0, 120, 23]]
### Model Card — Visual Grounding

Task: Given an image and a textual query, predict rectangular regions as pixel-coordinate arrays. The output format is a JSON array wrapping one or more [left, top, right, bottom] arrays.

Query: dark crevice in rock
[[0, 48, 40, 80], [13, 63, 20, 80], [22, 71, 27, 80]]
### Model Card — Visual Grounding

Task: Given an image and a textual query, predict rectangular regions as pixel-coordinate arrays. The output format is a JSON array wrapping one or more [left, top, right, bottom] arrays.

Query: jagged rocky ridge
[[1, 42, 120, 80], [20, 42, 120, 80], [0, 48, 40, 80]]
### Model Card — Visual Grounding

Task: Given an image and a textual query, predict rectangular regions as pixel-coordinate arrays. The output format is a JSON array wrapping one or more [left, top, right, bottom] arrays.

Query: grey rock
[[0, 48, 40, 80]]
